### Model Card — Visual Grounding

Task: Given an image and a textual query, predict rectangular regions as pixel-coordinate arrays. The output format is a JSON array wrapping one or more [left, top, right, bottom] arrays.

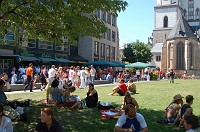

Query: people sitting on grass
[[82, 83, 98, 108], [46, 78, 63, 105], [64, 86, 82, 110], [35, 108, 62, 132], [184, 114, 200, 132], [157, 94, 183, 124], [114, 104, 148, 132], [108, 79, 127, 96], [109, 92, 139, 118], [0, 104, 13, 132], [127, 79, 137, 94], [174, 95, 194, 130]]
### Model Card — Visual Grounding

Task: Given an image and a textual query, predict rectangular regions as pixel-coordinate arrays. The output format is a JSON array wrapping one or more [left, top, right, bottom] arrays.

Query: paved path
[[5, 80, 158, 95]]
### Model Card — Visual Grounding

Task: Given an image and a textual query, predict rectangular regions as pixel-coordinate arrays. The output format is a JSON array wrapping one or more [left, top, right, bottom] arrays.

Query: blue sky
[[118, 0, 156, 45]]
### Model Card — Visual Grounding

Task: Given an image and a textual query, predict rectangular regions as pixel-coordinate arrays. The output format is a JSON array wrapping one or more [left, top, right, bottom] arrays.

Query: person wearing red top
[[108, 79, 127, 96]]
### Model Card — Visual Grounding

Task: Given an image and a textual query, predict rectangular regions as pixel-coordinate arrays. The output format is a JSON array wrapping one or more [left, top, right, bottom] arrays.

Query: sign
[[20, 51, 35, 57]]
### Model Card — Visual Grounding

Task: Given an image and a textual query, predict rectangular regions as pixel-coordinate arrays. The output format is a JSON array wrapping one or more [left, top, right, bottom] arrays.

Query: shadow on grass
[[12, 100, 185, 132]]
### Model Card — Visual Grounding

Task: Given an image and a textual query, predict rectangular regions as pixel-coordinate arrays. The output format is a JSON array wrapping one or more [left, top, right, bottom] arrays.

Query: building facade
[[152, 0, 200, 75], [78, 9, 119, 62]]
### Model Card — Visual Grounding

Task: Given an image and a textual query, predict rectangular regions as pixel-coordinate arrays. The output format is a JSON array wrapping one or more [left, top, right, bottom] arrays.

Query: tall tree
[[123, 40, 153, 63], [0, 0, 127, 45]]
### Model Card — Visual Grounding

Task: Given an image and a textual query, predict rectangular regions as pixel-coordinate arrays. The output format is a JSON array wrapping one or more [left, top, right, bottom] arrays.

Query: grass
[[6, 79, 200, 132]]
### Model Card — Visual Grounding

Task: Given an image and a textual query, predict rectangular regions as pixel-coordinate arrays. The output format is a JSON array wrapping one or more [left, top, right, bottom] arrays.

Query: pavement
[[5, 80, 156, 95]]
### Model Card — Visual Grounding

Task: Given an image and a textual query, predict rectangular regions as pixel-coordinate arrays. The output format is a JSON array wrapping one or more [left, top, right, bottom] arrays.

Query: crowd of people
[[0, 63, 200, 131]]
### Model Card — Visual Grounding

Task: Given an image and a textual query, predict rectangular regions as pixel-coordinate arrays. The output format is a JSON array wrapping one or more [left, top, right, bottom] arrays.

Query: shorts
[[117, 89, 125, 96]]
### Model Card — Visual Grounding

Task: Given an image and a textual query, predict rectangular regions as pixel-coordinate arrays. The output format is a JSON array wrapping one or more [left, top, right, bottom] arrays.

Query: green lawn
[[6, 79, 200, 132]]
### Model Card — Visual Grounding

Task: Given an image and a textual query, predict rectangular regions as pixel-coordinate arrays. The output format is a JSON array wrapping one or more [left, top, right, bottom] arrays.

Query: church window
[[176, 42, 185, 70], [156, 55, 161, 62], [163, 16, 168, 28], [189, 43, 193, 69], [195, 8, 199, 20], [188, 0, 194, 20]]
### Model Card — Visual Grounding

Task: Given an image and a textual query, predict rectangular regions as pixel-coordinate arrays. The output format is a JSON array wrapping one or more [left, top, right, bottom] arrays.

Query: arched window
[[163, 16, 168, 28], [188, 0, 194, 20], [176, 42, 185, 70], [189, 43, 193, 69], [183, 9, 187, 19], [195, 8, 199, 20]]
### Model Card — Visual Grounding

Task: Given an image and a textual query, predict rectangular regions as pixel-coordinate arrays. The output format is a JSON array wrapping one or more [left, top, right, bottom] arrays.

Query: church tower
[[153, 0, 181, 45]]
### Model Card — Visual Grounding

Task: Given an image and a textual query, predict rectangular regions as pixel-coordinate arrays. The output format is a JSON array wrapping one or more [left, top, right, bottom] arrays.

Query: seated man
[[109, 79, 127, 96], [127, 79, 136, 94], [174, 95, 194, 130], [114, 104, 148, 132]]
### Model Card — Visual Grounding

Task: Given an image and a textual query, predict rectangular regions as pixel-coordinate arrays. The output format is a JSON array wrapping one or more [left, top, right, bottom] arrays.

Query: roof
[[167, 15, 195, 40], [151, 43, 163, 53]]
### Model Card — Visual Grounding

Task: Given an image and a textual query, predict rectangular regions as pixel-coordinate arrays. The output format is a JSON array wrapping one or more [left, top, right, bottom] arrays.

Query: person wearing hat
[[164, 94, 184, 123], [174, 95, 194, 130], [157, 94, 183, 124]]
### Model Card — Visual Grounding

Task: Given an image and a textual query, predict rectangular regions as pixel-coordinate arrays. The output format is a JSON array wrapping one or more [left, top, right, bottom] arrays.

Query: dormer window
[[163, 16, 168, 28]]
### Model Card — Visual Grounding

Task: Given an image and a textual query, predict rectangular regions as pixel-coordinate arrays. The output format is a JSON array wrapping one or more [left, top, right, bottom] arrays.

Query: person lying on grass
[[108, 79, 127, 96], [35, 108, 62, 132], [114, 104, 148, 132], [82, 83, 98, 108]]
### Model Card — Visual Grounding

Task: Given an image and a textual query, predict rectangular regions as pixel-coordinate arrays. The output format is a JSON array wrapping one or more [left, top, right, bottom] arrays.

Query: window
[[189, 43, 193, 69], [156, 55, 161, 62], [94, 41, 99, 55], [27, 39, 36, 48], [111, 47, 115, 61], [101, 43, 105, 56], [39, 40, 53, 50], [101, 11, 106, 22], [183, 9, 187, 19], [112, 31, 116, 42], [55, 46, 64, 51], [195, 8, 199, 20], [176, 42, 185, 70], [163, 16, 168, 28], [106, 45, 110, 57], [95, 9, 100, 18], [107, 13, 111, 24], [102, 33, 106, 39], [112, 15, 116, 27], [107, 29, 111, 41], [188, 0, 194, 20]]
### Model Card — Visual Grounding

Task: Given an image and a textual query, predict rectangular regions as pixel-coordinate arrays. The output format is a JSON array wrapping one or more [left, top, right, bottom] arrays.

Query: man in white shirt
[[79, 67, 86, 88], [68, 66, 75, 86], [90, 65, 96, 84], [114, 104, 148, 132], [0, 104, 13, 132], [45, 65, 57, 89]]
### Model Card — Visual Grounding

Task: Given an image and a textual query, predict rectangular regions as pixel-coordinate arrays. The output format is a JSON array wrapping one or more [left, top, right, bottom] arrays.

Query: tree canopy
[[123, 40, 153, 63], [0, 0, 128, 45]]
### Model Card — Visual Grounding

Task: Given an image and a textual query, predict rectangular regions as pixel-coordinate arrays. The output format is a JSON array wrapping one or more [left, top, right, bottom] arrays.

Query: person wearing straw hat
[[174, 95, 194, 130], [157, 94, 183, 124], [164, 94, 184, 123]]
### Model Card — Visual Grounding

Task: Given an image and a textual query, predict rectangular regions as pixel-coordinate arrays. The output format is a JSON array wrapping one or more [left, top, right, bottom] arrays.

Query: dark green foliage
[[123, 40, 153, 63]]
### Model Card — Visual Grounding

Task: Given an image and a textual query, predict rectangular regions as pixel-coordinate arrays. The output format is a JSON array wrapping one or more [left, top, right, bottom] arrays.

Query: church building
[[152, 0, 200, 75]]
